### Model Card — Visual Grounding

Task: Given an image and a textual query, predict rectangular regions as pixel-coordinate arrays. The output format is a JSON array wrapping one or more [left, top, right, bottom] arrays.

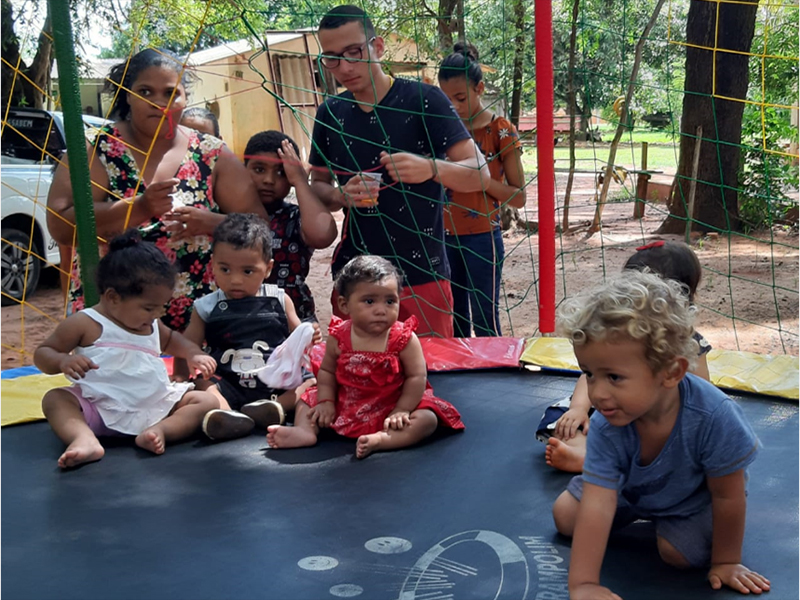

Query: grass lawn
[[522, 143, 679, 176]]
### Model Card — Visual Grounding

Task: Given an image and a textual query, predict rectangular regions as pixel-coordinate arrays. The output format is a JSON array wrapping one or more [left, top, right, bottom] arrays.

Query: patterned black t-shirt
[[265, 202, 315, 321], [309, 78, 472, 286]]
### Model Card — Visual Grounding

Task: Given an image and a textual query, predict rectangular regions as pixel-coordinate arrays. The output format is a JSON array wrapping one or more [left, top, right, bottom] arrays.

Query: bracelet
[[430, 158, 440, 183]]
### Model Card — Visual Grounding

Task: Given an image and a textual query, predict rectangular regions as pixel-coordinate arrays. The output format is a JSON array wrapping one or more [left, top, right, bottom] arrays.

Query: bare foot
[[356, 433, 382, 459], [545, 437, 585, 473], [135, 428, 166, 455], [57, 437, 105, 469], [266, 425, 317, 449]]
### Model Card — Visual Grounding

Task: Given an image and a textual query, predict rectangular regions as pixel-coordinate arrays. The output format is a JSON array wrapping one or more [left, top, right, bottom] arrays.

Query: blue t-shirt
[[583, 373, 760, 518], [309, 78, 472, 286]]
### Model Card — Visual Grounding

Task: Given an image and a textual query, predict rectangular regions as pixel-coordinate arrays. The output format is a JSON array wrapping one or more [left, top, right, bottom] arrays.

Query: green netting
[[1, 0, 797, 366]]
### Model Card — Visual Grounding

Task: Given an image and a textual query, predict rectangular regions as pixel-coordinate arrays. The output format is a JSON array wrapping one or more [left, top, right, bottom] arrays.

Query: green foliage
[[739, 106, 799, 232], [547, 0, 689, 128], [98, 0, 331, 56], [737, 4, 799, 232]]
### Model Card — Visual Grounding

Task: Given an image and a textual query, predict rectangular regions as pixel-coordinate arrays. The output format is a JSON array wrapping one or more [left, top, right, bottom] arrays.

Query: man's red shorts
[[330, 279, 454, 338]]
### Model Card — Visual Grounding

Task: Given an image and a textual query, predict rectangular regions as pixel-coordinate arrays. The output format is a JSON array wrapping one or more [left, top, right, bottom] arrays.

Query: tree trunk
[[1, 0, 53, 109], [436, 0, 460, 51], [562, 0, 581, 230], [509, 0, 525, 128], [590, 0, 667, 233], [28, 13, 53, 109], [658, 0, 759, 234]]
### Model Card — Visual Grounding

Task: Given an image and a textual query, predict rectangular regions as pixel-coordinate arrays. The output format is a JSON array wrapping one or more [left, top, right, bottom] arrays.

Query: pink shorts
[[64, 386, 126, 437], [331, 279, 454, 338]]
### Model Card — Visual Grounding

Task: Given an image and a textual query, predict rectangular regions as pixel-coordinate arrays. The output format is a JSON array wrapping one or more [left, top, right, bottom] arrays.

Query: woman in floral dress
[[47, 48, 267, 332]]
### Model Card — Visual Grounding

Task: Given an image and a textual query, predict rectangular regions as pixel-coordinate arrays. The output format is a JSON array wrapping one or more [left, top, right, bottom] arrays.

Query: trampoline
[[2, 369, 797, 600]]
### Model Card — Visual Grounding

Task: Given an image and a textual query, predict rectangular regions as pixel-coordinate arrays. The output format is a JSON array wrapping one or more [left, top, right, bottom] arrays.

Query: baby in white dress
[[35, 231, 245, 469]]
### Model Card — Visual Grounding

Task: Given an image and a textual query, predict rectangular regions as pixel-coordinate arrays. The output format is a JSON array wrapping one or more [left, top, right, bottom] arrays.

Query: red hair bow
[[636, 240, 665, 251]]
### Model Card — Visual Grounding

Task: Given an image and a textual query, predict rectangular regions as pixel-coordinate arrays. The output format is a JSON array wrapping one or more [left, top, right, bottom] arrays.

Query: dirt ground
[[2, 174, 798, 371]]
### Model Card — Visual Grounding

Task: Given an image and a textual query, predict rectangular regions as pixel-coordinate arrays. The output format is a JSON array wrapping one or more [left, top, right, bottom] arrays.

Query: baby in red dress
[[267, 255, 464, 458]]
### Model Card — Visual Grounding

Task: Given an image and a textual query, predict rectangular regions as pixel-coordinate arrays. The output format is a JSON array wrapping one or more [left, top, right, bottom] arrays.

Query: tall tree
[[508, 0, 525, 127], [658, 0, 760, 233], [1, 0, 126, 109], [1, 0, 52, 109]]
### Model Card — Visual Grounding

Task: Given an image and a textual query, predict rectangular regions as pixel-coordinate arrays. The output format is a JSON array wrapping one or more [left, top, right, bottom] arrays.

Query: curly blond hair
[[556, 270, 698, 372]]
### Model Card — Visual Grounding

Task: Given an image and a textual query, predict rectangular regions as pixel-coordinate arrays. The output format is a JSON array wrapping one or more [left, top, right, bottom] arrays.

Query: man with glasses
[[309, 4, 489, 338]]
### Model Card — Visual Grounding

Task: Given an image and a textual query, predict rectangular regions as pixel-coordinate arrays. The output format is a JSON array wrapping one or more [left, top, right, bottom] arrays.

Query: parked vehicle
[[1, 108, 107, 305]]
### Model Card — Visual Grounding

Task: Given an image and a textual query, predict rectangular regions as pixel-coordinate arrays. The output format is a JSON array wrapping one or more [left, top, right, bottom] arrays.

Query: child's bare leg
[[552, 490, 581, 536], [136, 391, 217, 455], [545, 433, 587, 473], [275, 378, 316, 413], [205, 384, 233, 410], [356, 409, 438, 459], [42, 389, 105, 469], [267, 402, 318, 449], [193, 377, 216, 393], [171, 357, 190, 382], [656, 537, 691, 569]]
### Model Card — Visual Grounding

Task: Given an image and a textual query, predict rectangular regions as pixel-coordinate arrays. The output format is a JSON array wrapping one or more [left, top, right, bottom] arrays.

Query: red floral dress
[[69, 125, 222, 331], [302, 316, 465, 438]]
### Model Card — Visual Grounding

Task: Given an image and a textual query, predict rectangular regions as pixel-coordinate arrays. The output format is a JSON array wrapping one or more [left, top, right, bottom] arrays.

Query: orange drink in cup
[[360, 172, 382, 206]]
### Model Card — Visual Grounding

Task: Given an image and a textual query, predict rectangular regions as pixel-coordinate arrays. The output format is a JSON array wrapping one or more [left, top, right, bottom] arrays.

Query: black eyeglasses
[[319, 37, 376, 69]]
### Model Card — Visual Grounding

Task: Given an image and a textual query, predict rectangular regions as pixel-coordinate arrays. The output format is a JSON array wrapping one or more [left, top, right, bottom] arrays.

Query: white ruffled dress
[[69, 308, 192, 435]]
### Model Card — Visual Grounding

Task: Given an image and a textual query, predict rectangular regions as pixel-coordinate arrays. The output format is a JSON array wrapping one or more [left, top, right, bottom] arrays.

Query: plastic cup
[[360, 172, 382, 205]]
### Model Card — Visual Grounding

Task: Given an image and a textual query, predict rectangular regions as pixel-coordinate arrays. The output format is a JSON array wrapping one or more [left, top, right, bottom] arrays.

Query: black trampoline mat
[[2, 370, 797, 600]]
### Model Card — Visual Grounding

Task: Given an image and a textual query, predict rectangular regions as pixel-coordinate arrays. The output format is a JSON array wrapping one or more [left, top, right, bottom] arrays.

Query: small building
[[51, 57, 121, 116], [52, 31, 442, 158]]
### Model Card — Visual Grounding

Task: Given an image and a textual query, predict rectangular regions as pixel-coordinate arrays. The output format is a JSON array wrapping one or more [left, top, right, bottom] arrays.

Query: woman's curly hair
[[556, 270, 698, 372]]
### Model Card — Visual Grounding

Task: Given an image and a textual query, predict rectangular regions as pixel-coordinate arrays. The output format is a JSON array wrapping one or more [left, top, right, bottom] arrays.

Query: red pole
[[535, 0, 556, 333]]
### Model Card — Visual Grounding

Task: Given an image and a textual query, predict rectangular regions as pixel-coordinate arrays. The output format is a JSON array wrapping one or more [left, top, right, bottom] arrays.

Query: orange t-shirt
[[444, 115, 523, 236]]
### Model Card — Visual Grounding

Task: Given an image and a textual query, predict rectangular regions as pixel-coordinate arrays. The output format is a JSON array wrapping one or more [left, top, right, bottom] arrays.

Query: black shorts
[[211, 368, 314, 411]]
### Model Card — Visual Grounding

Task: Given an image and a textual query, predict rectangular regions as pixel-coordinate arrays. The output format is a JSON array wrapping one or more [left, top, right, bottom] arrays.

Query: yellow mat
[[521, 337, 799, 401], [1, 373, 67, 427], [2, 340, 796, 427]]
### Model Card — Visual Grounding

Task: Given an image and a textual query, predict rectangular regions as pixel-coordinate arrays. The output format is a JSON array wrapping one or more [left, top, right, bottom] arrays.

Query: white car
[[1, 108, 108, 305]]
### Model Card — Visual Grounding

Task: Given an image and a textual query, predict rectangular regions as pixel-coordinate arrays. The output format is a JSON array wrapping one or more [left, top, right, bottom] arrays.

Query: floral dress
[[69, 125, 223, 331], [302, 316, 465, 438]]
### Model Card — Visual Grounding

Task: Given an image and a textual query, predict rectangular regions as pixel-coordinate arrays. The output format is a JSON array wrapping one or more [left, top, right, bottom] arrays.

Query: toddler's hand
[[571, 583, 623, 600], [310, 322, 322, 346], [708, 563, 770, 594], [384, 410, 411, 431], [555, 407, 590, 440], [59, 355, 99, 379], [310, 401, 336, 428], [188, 354, 216, 379]]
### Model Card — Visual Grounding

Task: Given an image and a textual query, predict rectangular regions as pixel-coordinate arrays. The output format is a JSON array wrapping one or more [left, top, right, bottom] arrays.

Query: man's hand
[[379, 151, 434, 184], [338, 173, 382, 208]]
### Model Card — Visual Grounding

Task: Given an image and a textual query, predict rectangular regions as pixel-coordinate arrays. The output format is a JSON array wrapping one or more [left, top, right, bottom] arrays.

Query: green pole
[[49, 0, 99, 306]]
